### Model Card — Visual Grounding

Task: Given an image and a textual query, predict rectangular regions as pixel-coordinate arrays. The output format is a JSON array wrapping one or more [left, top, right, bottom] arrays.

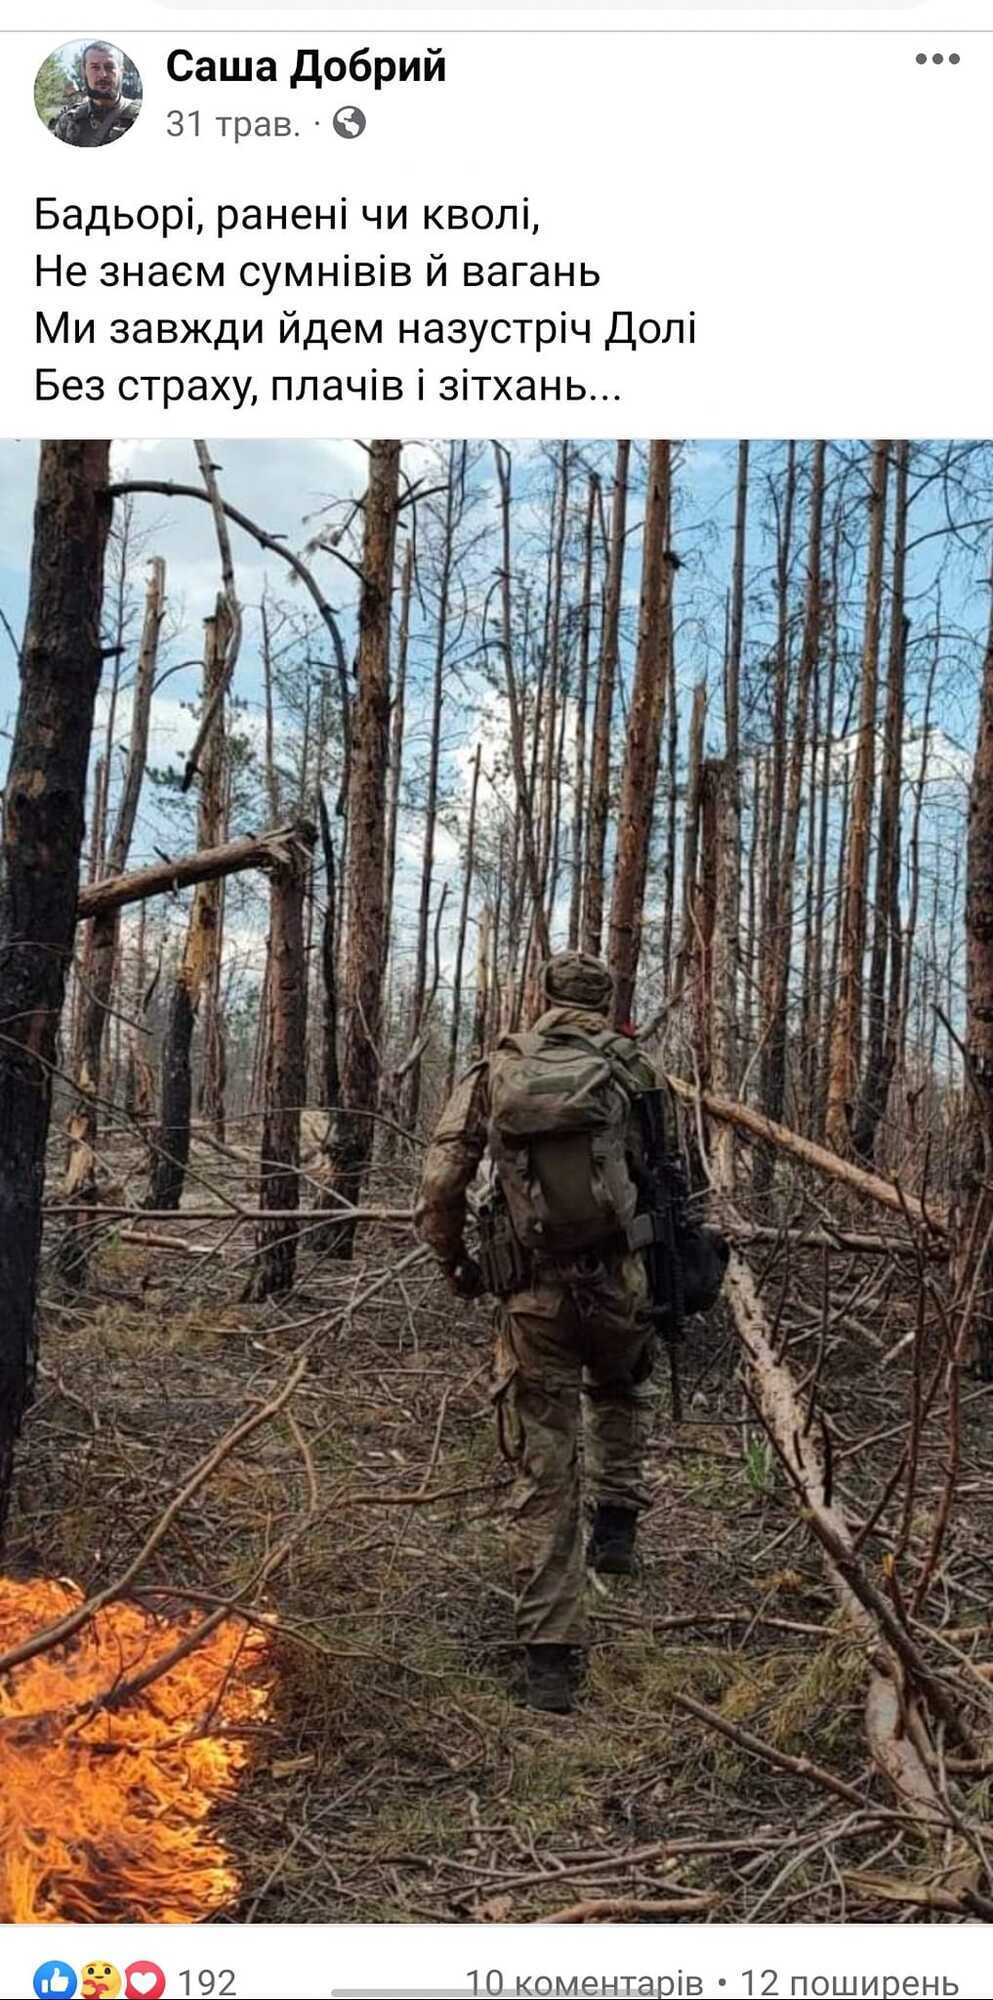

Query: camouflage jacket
[[52, 97, 141, 145], [414, 1005, 658, 1268]]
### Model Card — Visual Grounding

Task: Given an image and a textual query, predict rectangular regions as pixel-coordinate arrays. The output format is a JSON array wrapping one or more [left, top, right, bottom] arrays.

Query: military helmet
[[540, 950, 614, 1013]]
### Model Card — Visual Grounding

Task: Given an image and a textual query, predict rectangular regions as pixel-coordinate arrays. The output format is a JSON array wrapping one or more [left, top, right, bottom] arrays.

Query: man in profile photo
[[51, 41, 141, 146]]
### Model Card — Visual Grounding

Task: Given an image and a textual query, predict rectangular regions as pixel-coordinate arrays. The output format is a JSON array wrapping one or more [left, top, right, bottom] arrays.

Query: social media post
[[4, 23, 989, 437], [3, 430, 993, 1994], [2, 0, 993, 1993]]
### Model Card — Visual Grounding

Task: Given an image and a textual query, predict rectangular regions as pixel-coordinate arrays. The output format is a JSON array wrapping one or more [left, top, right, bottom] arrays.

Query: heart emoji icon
[[124, 1969, 166, 2000]]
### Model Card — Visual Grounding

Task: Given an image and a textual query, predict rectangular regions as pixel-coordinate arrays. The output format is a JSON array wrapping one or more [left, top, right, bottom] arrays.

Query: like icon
[[33, 1968, 77, 1999], [124, 1967, 167, 2000]]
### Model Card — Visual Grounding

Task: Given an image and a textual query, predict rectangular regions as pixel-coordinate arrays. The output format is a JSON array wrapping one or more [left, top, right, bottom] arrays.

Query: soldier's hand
[[447, 1255, 485, 1300]]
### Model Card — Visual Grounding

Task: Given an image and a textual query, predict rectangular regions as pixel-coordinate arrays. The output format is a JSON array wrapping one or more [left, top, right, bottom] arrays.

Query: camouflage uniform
[[416, 967, 659, 1649], [51, 96, 141, 145]]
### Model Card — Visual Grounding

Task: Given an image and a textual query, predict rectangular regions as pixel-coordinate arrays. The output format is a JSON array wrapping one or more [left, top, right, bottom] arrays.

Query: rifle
[[627, 1087, 688, 1421]]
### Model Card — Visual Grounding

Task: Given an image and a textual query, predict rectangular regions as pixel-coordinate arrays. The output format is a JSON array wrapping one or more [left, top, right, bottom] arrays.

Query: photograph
[[1, 436, 992, 1929], [34, 39, 142, 147]]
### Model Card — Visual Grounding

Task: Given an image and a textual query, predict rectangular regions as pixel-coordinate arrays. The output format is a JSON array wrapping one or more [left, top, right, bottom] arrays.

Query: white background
[[7, 19, 992, 436], [3, 0, 993, 1991], [0, 1922, 985, 1996]]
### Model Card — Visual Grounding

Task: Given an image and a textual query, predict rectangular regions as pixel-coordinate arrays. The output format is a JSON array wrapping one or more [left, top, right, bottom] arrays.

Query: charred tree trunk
[[0, 439, 111, 1527], [538, 443, 570, 906], [825, 442, 890, 1155], [757, 439, 826, 1175], [60, 556, 164, 1282], [406, 445, 462, 1128], [853, 441, 910, 1165], [608, 440, 675, 1027], [319, 791, 342, 1114], [693, 758, 722, 1095], [492, 445, 550, 965], [446, 743, 482, 1093], [147, 601, 232, 1210], [583, 440, 629, 959], [244, 832, 313, 1301], [674, 681, 707, 1002], [319, 441, 402, 1254], [382, 538, 413, 981], [661, 595, 680, 998], [759, 441, 796, 1016], [472, 900, 493, 1059], [955, 554, 993, 1375], [568, 475, 598, 949], [196, 601, 230, 1143], [805, 524, 843, 1137], [711, 442, 748, 1168]]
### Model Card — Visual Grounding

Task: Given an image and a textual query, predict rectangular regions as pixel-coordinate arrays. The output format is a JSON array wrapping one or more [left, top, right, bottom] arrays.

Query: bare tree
[[825, 442, 890, 1155], [60, 555, 164, 1280], [584, 440, 629, 958], [0, 440, 111, 1527], [319, 441, 402, 1253], [147, 600, 232, 1210], [607, 440, 675, 1026]]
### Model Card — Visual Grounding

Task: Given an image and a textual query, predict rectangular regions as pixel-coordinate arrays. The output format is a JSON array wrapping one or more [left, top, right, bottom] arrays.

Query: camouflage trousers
[[492, 1248, 656, 1647]]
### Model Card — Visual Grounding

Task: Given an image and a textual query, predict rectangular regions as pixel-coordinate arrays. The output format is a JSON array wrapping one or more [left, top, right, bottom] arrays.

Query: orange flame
[[0, 1577, 271, 1923]]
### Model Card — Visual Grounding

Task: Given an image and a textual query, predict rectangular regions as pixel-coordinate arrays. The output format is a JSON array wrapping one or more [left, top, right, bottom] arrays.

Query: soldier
[[51, 42, 140, 146], [416, 951, 672, 1716]]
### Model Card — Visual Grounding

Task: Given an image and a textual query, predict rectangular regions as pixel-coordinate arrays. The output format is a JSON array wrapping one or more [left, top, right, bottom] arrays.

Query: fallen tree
[[76, 821, 315, 922], [664, 1071, 947, 1240], [672, 806, 987, 1886]]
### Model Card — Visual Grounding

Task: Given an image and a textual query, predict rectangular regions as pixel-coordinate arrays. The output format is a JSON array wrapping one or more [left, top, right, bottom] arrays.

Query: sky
[[0, 437, 989, 1009]]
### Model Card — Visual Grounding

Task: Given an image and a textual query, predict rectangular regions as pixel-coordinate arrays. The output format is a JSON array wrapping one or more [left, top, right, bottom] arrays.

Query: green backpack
[[487, 1022, 640, 1257]]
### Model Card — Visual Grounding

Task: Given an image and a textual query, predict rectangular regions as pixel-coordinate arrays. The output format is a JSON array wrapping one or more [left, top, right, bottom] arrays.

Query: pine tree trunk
[[60, 556, 164, 1281], [607, 441, 675, 1026], [382, 539, 413, 983], [0, 439, 111, 1528], [244, 837, 312, 1300], [674, 682, 707, 1002], [538, 443, 570, 905], [492, 445, 550, 965], [197, 601, 230, 1142], [760, 442, 797, 1004], [693, 758, 722, 1092], [825, 441, 891, 1155], [472, 901, 493, 1058], [711, 442, 748, 1168], [806, 529, 843, 1137], [446, 743, 482, 1092], [568, 475, 598, 949], [661, 600, 679, 998], [583, 440, 630, 959], [955, 557, 993, 1374], [853, 441, 910, 1164], [406, 446, 459, 1127], [319, 441, 401, 1254], [758, 439, 826, 1164], [147, 599, 232, 1210]]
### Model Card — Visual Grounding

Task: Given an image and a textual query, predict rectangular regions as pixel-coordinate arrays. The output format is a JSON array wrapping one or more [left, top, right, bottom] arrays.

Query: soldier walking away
[[51, 42, 141, 146], [416, 951, 727, 1716]]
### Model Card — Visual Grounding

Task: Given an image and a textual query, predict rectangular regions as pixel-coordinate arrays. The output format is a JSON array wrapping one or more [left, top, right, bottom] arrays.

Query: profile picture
[[35, 39, 142, 147]]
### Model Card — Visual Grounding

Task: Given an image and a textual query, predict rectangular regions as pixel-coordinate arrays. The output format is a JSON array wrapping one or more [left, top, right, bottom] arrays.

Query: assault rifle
[[628, 1087, 688, 1422]]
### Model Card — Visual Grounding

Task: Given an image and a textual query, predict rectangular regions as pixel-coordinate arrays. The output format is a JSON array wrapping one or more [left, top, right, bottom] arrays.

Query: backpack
[[487, 1021, 640, 1257]]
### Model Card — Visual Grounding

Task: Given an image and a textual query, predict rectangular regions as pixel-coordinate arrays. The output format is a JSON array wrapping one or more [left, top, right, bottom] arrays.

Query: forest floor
[[9, 1143, 993, 1926]]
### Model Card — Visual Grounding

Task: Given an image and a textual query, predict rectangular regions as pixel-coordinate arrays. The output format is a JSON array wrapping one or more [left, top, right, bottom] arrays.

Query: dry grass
[[7, 1137, 993, 1925]]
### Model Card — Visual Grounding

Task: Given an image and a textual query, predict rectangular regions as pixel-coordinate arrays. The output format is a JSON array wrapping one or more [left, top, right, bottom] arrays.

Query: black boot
[[588, 1502, 638, 1576], [524, 1644, 579, 1713]]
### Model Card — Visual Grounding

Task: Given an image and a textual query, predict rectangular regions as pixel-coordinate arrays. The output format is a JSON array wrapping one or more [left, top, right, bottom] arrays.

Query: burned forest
[[3, 436, 993, 1926]]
